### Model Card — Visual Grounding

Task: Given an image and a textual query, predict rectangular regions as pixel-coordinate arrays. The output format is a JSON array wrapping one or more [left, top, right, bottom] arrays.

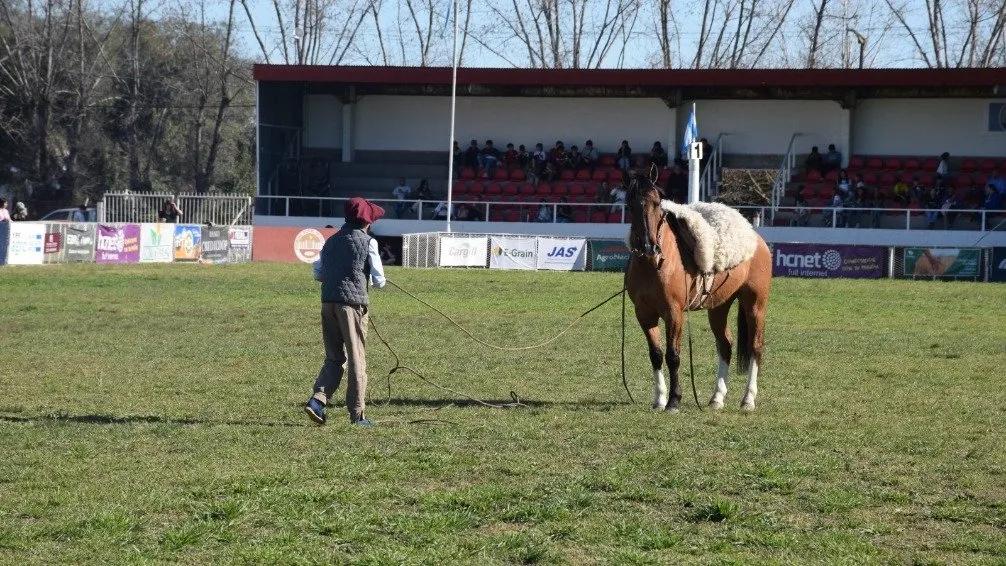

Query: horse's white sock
[[741, 359, 759, 409], [710, 354, 729, 407], [652, 370, 667, 409]]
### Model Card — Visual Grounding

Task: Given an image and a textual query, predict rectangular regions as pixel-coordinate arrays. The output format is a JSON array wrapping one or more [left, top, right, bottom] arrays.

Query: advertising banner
[[96, 224, 140, 264], [589, 239, 631, 272], [0, 221, 8, 265], [489, 236, 536, 270], [251, 227, 337, 263], [64, 223, 96, 263], [990, 248, 1006, 283], [439, 236, 488, 267], [42, 223, 66, 264], [535, 237, 587, 271], [7, 222, 46, 265], [904, 248, 981, 277], [139, 223, 174, 263], [199, 226, 230, 264], [772, 243, 884, 278], [173, 224, 202, 261], [228, 226, 252, 263]]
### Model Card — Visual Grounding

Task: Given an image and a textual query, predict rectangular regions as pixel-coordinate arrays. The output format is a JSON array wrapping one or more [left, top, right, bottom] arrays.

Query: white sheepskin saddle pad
[[658, 200, 759, 273]]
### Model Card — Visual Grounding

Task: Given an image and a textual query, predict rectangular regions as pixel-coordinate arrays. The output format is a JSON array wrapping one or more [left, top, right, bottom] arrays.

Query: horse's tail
[[735, 308, 751, 375]]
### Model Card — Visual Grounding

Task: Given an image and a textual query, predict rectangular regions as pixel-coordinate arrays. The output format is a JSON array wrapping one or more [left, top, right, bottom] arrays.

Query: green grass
[[1, 263, 1005, 564]]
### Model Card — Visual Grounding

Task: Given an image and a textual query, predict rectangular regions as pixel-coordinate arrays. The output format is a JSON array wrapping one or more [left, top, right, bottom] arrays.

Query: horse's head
[[626, 170, 668, 268]]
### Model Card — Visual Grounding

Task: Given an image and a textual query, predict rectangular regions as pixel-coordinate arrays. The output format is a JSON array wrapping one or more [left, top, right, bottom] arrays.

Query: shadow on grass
[[0, 412, 306, 428]]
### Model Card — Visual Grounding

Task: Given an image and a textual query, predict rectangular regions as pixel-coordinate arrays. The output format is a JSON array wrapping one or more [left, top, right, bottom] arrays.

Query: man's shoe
[[304, 398, 326, 425], [350, 418, 374, 426]]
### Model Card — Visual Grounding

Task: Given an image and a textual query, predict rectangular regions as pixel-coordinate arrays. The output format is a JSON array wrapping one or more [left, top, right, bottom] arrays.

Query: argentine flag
[[680, 104, 698, 159]]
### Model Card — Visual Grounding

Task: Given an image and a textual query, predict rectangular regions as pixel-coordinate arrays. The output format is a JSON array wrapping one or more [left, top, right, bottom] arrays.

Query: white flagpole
[[445, 0, 459, 233], [687, 102, 701, 204]]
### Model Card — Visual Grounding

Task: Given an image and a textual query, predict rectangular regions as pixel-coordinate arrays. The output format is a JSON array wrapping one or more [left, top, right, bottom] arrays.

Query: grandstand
[[251, 65, 1006, 240]]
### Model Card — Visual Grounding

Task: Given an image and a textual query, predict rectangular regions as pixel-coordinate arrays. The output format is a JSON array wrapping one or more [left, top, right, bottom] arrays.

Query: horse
[[624, 172, 773, 412]]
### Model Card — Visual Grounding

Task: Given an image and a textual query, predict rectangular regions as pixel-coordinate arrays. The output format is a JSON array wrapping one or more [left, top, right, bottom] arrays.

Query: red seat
[[998, 160, 1006, 174], [658, 170, 671, 183], [559, 168, 575, 181], [861, 172, 877, 185], [519, 183, 536, 196], [468, 183, 484, 196], [485, 182, 503, 196], [866, 157, 883, 170], [898, 172, 915, 184], [568, 184, 585, 197], [824, 170, 839, 182], [806, 170, 823, 182], [535, 183, 552, 196], [590, 211, 607, 223], [573, 211, 588, 223], [509, 169, 525, 181], [503, 183, 520, 196], [633, 156, 649, 168], [460, 167, 476, 180], [492, 168, 508, 180], [552, 184, 569, 197], [922, 158, 939, 172], [608, 211, 624, 223], [591, 169, 607, 181], [917, 172, 935, 186], [973, 174, 988, 188], [961, 158, 978, 173], [504, 211, 520, 222], [575, 169, 591, 181], [584, 183, 598, 198], [453, 181, 469, 195], [885, 158, 902, 170], [608, 170, 623, 183], [818, 186, 834, 199], [903, 158, 920, 171], [600, 154, 616, 166], [979, 159, 997, 173], [849, 155, 865, 169], [799, 186, 816, 199], [879, 172, 896, 186]]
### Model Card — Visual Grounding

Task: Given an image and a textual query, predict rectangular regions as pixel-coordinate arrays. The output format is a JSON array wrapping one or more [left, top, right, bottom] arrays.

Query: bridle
[[628, 177, 667, 269]]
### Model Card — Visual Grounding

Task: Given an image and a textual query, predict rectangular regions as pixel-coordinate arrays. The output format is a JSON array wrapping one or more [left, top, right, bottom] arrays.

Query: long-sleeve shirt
[[313, 237, 386, 289]]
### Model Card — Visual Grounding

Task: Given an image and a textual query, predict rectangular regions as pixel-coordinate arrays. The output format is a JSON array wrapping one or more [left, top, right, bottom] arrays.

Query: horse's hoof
[[740, 400, 756, 411], [708, 399, 724, 410], [652, 402, 667, 410], [666, 406, 680, 414]]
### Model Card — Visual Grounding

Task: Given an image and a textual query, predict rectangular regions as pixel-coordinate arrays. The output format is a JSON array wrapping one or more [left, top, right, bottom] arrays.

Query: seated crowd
[[390, 137, 715, 223], [791, 145, 1006, 229]]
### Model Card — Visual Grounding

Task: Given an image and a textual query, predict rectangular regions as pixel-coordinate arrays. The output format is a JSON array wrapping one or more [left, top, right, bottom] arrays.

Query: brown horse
[[625, 174, 772, 412]]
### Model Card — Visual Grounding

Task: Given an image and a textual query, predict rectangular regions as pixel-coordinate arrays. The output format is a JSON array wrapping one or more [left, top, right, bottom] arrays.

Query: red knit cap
[[344, 197, 385, 225]]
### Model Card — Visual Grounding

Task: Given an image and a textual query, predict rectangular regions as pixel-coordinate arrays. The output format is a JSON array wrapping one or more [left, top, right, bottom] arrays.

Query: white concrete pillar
[[341, 87, 355, 163], [839, 105, 852, 169]]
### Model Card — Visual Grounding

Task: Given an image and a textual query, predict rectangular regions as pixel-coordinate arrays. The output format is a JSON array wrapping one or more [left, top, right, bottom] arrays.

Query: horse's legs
[[706, 301, 734, 409], [636, 309, 666, 410], [663, 307, 683, 413], [738, 291, 767, 411]]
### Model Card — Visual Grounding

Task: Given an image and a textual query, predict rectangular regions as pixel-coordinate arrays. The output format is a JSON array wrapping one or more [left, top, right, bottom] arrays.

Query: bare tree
[[885, 0, 1006, 67], [690, 0, 798, 68], [805, 0, 829, 68], [238, 0, 372, 65]]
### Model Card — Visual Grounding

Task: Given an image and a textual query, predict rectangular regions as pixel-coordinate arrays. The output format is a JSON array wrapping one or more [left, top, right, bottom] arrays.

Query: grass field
[[1, 263, 1004, 565]]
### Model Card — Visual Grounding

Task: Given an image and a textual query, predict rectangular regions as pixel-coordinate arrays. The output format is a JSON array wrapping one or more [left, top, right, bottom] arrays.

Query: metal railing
[[739, 204, 1006, 231], [100, 192, 253, 226], [770, 133, 802, 222], [700, 133, 726, 201], [254, 195, 1006, 231]]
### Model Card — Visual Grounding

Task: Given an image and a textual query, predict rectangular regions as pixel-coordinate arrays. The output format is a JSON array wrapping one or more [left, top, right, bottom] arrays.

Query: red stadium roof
[[253, 65, 1004, 89]]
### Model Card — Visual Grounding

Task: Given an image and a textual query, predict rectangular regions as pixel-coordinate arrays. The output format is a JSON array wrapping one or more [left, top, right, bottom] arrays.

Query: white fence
[[402, 232, 596, 270], [99, 192, 253, 226]]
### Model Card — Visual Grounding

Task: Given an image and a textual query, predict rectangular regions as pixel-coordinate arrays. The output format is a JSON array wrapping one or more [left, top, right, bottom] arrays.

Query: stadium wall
[[853, 98, 1006, 157]]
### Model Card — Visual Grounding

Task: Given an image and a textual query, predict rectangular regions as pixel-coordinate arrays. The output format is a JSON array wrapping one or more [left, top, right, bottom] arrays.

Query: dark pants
[[312, 302, 369, 422]]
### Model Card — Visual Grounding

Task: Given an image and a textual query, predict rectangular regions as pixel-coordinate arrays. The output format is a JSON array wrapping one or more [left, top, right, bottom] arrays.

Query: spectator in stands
[[616, 140, 632, 170], [845, 185, 863, 228], [824, 192, 844, 227], [595, 180, 610, 212], [456, 201, 472, 221], [823, 144, 842, 172], [536, 198, 553, 223], [568, 145, 585, 171], [583, 140, 599, 173], [911, 181, 925, 203], [791, 194, 810, 227], [541, 160, 559, 183], [699, 138, 714, 171], [517, 144, 530, 170], [392, 178, 413, 218], [866, 187, 883, 228], [468, 195, 485, 222], [380, 242, 397, 265], [666, 161, 688, 203], [502, 143, 519, 176], [12, 201, 28, 221], [556, 197, 573, 223], [432, 201, 449, 220], [989, 172, 1006, 195], [941, 190, 964, 229], [837, 170, 851, 195], [892, 178, 910, 204], [464, 140, 480, 170], [479, 140, 501, 179], [158, 200, 183, 223], [529, 142, 548, 184], [610, 180, 628, 213], [549, 141, 569, 170], [411, 179, 433, 217], [974, 184, 1004, 224], [650, 142, 668, 169], [0, 199, 9, 222], [452, 141, 463, 177], [804, 146, 823, 174], [923, 187, 943, 229], [72, 204, 88, 222], [936, 152, 950, 180]]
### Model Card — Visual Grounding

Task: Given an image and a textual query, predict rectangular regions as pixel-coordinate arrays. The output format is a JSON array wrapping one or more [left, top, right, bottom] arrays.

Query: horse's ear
[[649, 163, 659, 185]]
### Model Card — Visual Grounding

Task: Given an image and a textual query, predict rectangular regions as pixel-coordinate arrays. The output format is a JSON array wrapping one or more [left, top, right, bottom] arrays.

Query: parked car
[[40, 207, 97, 222]]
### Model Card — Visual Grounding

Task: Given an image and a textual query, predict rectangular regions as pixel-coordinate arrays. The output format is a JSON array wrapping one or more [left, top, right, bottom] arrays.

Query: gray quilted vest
[[320, 224, 372, 306]]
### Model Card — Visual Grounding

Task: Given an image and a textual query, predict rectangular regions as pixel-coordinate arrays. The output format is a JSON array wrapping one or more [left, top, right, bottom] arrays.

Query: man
[[72, 204, 88, 222], [479, 140, 501, 179], [823, 144, 842, 172], [305, 197, 387, 427], [392, 178, 412, 218], [582, 140, 599, 173]]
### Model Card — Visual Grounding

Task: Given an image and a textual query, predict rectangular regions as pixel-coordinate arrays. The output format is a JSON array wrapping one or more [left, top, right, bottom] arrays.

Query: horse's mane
[[625, 171, 700, 273]]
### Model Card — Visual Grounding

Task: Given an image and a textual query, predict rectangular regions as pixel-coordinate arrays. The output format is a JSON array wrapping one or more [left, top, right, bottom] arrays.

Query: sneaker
[[350, 418, 374, 426], [304, 398, 326, 425]]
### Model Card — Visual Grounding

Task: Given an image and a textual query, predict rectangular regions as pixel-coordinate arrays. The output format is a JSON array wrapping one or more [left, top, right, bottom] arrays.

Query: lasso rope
[[370, 279, 634, 409]]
